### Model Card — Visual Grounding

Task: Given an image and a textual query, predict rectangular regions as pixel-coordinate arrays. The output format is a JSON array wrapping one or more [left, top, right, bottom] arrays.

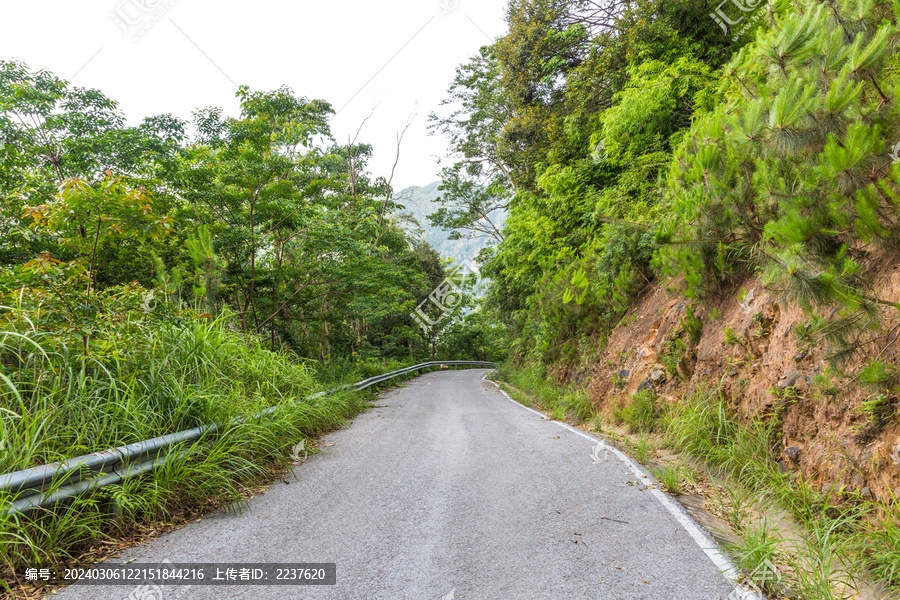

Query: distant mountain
[[393, 181, 501, 265]]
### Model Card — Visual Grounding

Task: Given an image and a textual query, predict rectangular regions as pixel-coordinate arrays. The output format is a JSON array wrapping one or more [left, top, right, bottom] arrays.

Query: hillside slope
[[572, 266, 900, 505]]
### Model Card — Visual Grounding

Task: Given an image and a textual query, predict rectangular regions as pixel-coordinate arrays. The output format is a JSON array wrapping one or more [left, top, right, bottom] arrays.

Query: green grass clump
[[496, 364, 595, 422], [859, 499, 900, 592], [650, 463, 685, 494], [551, 403, 567, 421], [710, 478, 754, 532], [559, 388, 594, 421], [0, 317, 331, 472], [708, 420, 781, 492], [787, 511, 863, 600], [498, 364, 565, 407], [664, 386, 735, 459], [0, 314, 366, 580], [660, 338, 687, 378], [615, 389, 660, 432], [726, 520, 782, 592], [633, 435, 652, 465]]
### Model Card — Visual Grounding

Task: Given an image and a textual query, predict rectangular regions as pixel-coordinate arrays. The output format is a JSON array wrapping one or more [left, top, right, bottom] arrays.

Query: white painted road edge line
[[480, 371, 763, 597]]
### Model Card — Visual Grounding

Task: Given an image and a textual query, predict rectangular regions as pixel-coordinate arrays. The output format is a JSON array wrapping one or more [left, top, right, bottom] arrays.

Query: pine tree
[[665, 0, 900, 360]]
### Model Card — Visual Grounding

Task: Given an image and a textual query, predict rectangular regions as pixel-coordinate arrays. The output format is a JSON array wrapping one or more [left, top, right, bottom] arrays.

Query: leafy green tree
[[175, 86, 456, 361], [665, 0, 899, 360], [4, 175, 173, 353], [176, 85, 333, 332], [26, 176, 174, 299], [429, 47, 513, 244], [0, 60, 185, 277], [432, 0, 748, 364], [0, 61, 505, 369]]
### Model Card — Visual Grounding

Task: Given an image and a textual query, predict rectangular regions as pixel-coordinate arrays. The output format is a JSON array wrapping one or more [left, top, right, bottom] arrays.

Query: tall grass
[[725, 518, 783, 595], [483, 363, 900, 594], [663, 386, 735, 459], [658, 386, 897, 595], [0, 317, 342, 471], [615, 389, 659, 432], [493, 364, 595, 422], [0, 314, 366, 584], [857, 495, 900, 592]]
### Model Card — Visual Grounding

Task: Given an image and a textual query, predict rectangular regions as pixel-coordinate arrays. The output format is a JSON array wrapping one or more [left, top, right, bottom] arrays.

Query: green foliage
[[787, 511, 864, 600], [615, 389, 660, 432], [184, 225, 224, 310], [858, 360, 899, 388], [431, 0, 744, 364], [659, 338, 687, 379], [858, 394, 897, 431], [1, 59, 497, 366], [428, 45, 516, 231], [0, 305, 368, 573], [0, 59, 185, 276], [152, 252, 182, 304], [711, 420, 782, 492], [650, 463, 688, 495], [860, 497, 900, 592], [724, 326, 740, 346], [725, 518, 783, 593], [599, 57, 714, 162], [495, 363, 594, 421], [854, 361, 899, 429], [664, 0, 900, 361], [559, 387, 594, 421], [0, 58, 507, 580], [664, 387, 736, 457], [633, 434, 652, 465], [0, 309, 323, 472], [26, 175, 174, 304], [681, 304, 703, 345], [520, 219, 656, 362]]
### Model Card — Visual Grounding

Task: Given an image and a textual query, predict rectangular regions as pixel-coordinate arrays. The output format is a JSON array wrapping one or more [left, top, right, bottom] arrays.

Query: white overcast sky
[[0, 0, 508, 190]]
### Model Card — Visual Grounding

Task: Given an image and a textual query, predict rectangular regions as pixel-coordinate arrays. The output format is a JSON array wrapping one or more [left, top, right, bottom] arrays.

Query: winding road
[[53, 369, 741, 600]]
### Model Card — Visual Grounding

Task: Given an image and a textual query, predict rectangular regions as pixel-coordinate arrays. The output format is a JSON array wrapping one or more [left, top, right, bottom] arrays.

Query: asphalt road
[[52, 369, 742, 600]]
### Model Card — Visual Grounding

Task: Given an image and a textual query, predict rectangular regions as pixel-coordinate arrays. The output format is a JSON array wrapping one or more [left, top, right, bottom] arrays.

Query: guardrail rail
[[0, 361, 496, 516]]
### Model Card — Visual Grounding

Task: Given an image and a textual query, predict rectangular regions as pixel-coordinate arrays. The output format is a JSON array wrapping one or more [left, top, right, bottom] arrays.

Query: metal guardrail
[[0, 361, 496, 516]]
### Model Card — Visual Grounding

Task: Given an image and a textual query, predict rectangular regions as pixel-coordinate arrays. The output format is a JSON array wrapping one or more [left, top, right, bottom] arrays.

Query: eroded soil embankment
[[579, 271, 900, 504]]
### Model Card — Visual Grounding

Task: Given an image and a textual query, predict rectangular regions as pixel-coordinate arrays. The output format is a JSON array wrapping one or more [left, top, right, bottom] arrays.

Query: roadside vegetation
[[4, 0, 900, 596], [440, 0, 900, 596], [494, 364, 900, 599], [0, 59, 502, 594], [437, 0, 900, 370], [0, 309, 368, 592]]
